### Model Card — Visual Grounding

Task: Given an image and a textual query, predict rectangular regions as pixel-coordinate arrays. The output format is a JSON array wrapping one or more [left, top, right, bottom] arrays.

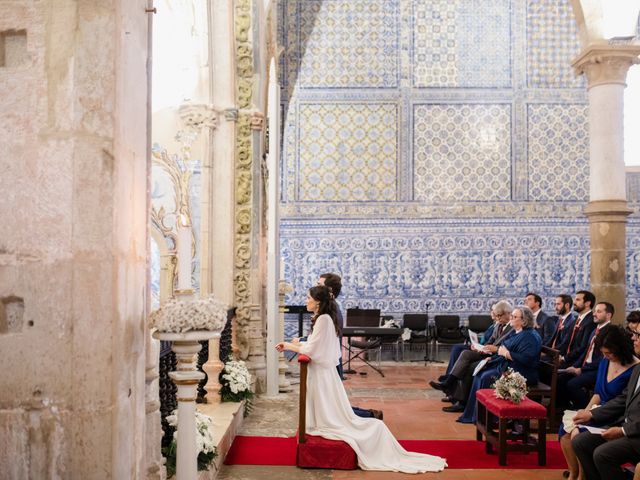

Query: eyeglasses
[[626, 328, 640, 339], [510, 314, 523, 319]]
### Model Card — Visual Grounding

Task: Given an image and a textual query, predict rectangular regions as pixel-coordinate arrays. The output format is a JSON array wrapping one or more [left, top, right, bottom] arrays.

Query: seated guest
[[549, 294, 578, 351], [438, 304, 498, 380], [557, 290, 596, 369], [526, 292, 555, 346], [456, 306, 542, 423], [430, 300, 513, 410], [571, 322, 640, 480], [627, 310, 640, 334], [560, 325, 638, 480], [556, 302, 614, 410]]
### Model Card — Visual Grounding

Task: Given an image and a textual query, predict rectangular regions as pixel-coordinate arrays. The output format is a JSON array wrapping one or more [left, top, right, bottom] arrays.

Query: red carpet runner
[[224, 436, 567, 469]]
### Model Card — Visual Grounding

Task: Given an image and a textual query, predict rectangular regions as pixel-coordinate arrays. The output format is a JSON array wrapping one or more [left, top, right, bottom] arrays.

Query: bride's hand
[[275, 342, 286, 352]]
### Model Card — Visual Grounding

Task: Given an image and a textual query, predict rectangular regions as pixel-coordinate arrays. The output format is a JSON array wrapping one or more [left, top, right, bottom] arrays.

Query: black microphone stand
[[411, 302, 443, 365]]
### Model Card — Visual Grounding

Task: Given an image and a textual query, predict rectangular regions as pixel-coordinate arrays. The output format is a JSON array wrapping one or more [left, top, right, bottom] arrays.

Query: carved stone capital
[[278, 280, 293, 296], [224, 108, 239, 122], [178, 104, 218, 130], [572, 45, 640, 88], [249, 110, 265, 130]]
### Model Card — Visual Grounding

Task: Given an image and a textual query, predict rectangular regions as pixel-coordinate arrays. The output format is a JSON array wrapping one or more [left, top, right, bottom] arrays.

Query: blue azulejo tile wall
[[278, 0, 640, 319]]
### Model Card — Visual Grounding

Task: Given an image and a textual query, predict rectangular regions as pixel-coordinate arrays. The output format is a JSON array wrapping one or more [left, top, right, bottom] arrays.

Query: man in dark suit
[[549, 294, 577, 351], [572, 321, 640, 480], [557, 290, 596, 368], [526, 292, 555, 346], [556, 301, 613, 409], [430, 300, 514, 412]]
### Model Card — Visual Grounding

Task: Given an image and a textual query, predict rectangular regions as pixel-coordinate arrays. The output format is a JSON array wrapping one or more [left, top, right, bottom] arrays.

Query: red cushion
[[297, 434, 357, 470], [476, 389, 547, 419]]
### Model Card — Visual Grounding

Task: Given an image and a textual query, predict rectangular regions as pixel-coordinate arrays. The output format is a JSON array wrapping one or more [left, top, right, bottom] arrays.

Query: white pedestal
[[154, 330, 221, 479]]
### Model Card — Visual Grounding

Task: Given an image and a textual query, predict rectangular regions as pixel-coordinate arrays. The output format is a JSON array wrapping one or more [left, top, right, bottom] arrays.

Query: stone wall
[[0, 1, 149, 477]]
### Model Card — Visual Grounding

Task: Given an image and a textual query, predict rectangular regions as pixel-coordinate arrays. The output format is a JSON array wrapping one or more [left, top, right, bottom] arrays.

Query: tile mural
[[278, 0, 640, 319], [294, 0, 399, 88], [413, 0, 511, 88], [527, 104, 589, 201], [298, 103, 398, 201], [526, 0, 584, 88], [413, 104, 512, 202]]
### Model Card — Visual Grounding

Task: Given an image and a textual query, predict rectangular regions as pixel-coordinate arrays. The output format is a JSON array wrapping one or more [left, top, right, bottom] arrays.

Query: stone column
[[208, 0, 237, 308], [278, 280, 293, 393], [573, 45, 640, 321]]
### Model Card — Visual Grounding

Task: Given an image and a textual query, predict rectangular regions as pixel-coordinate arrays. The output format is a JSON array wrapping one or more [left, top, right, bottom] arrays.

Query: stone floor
[[217, 353, 564, 480]]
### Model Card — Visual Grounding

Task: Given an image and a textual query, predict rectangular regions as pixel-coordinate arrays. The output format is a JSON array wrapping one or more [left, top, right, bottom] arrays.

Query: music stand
[[410, 303, 443, 365], [343, 308, 382, 375]]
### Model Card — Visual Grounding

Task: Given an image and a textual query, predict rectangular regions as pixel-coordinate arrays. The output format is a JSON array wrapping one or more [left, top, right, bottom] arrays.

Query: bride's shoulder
[[316, 313, 334, 325]]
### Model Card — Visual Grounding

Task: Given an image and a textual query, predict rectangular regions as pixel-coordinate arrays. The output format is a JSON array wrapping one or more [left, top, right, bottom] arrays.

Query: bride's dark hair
[[309, 285, 340, 336]]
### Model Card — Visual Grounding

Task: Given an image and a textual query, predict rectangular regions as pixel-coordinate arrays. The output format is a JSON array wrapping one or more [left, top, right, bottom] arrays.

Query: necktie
[[582, 330, 598, 367], [551, 316, 564, 349], [496, 324, 504, 339], [566, 318, 582, 355]]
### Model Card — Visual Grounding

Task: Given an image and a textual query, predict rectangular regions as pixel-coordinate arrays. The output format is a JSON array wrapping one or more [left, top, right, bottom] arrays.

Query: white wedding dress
[[299, 314, 447, 473]]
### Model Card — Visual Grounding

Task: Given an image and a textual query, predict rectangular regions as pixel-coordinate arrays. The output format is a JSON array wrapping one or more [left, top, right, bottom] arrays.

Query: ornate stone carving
[[178, 103, 218, 130], [572, 45, 640, 88], [250, 110, 265, 130], [224, 108, 239, 122]]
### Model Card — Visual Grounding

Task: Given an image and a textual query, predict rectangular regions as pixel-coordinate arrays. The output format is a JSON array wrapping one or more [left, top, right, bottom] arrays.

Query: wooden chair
[[527, 346, 560, 431]]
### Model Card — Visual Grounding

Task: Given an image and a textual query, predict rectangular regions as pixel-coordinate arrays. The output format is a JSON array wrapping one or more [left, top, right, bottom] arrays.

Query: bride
[[276, 285, 447, 473]]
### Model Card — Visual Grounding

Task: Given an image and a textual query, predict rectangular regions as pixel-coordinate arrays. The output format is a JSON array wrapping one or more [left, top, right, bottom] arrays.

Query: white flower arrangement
[[220, 359, 254, 411], [493, 368, 528, 404], [150, 294, 227, 333], [220, 359, 252, 396], [163, 410, 217, 477]]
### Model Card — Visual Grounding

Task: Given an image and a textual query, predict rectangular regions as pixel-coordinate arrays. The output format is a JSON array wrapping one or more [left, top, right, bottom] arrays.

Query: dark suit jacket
[[535, 311, 556, 347], [549, 311, 577, 352], [559, 312, 596, 367], [486, 323, 513, 346], [573, 325, 606, 372], [591, 364, 640, 445]]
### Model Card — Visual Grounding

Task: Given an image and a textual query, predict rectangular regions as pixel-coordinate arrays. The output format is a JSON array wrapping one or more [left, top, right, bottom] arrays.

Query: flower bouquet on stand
[[492, 367, 528, 404], [162, 410, 218, 478], [219, 358, 254, 414], [149, 294, 228, 333]]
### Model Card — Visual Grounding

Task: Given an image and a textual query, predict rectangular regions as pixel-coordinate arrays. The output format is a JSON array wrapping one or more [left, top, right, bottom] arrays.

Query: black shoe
[[429, 380, 447, 391], [438, 374, 447, 382], [441, 396, 454, 403], [442, 402, 465, 413]]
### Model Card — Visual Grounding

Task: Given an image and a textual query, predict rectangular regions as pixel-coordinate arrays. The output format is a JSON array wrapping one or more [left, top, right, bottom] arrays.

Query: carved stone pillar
[[278, 281, 293, 393], [573, 45, 640, 320], [208, 0, 237, 309], [144, 338, 163, 480]]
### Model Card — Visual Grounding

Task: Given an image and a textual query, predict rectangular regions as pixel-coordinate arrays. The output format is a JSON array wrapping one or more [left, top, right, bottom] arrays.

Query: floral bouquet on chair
[[219, 358, 254, 413], [492, 368, 528, 404]]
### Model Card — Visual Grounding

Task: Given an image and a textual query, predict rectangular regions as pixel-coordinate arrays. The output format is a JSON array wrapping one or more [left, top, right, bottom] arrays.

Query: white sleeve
[[299, 314, 340, 367]]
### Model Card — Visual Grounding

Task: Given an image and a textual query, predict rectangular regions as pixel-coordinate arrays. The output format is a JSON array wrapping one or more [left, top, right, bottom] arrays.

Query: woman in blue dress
[[560, 325, 638, 480], [457, 305, 542, 424]]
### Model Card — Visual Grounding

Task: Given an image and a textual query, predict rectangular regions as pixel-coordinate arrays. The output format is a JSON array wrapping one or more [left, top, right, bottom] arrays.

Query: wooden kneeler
[[296, 354, 358, 470]]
